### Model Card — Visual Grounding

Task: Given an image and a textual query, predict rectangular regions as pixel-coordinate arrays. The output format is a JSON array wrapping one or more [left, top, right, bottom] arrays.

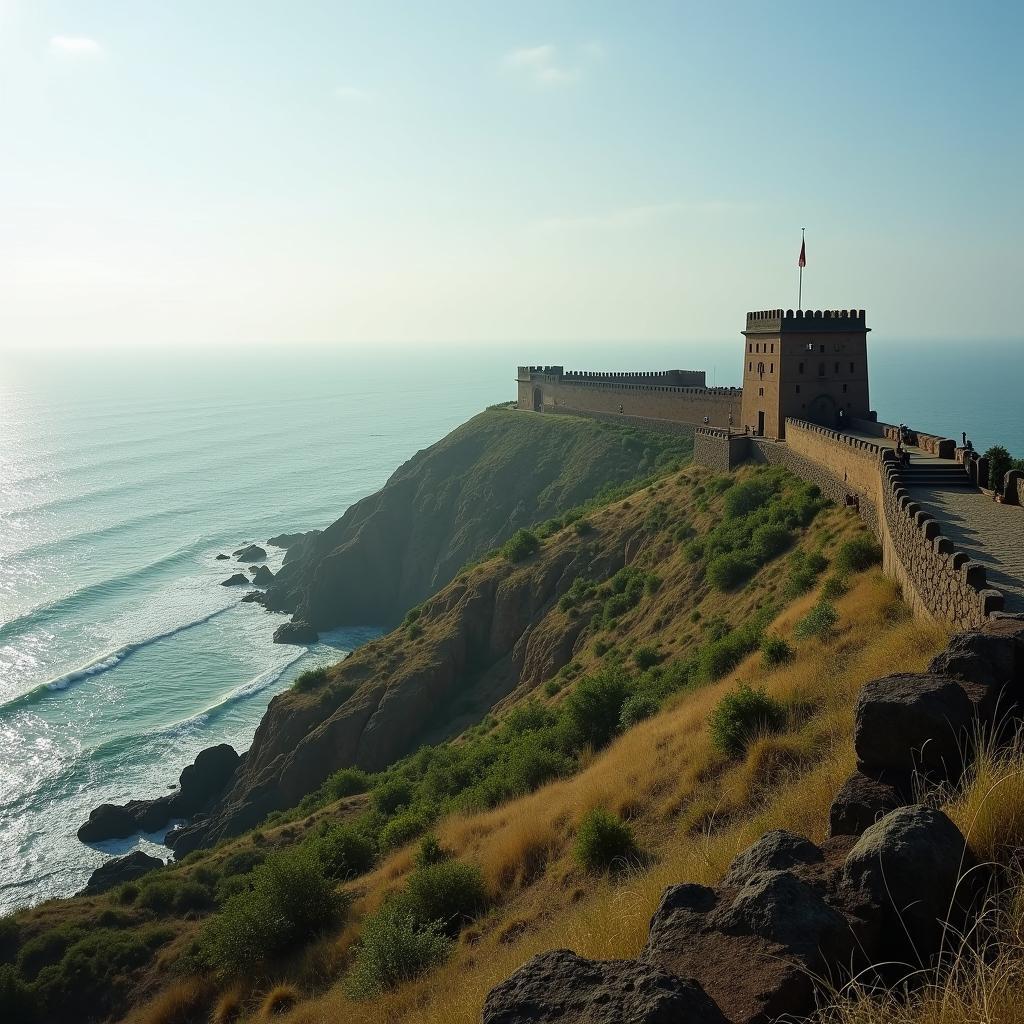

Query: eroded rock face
[[828, 770, 911, 837], [234, 544, 268, 562], [252, 565, 275, 586], [841, 805, 975, 962], [82, 851, 163, 895], [481, 949, 727, 1024], [854, 674, 975, 775], [273, 620, 318, 644], [722, 829, 823, 887]]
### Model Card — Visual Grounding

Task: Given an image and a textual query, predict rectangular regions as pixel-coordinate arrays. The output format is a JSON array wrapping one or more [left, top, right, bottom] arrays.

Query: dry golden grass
[[259, 985, 299, 1018], [269, 573, 948, 1024], [125, 977, 211, 1024], [211, 988, 244, 1024]]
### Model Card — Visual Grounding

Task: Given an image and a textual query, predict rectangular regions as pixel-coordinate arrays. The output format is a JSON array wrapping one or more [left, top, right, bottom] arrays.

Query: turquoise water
[[0, 339, 1020, 915]]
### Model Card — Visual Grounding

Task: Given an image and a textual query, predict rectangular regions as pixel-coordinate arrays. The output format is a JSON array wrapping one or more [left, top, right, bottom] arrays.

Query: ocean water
[[0, 338, 1020, 915]]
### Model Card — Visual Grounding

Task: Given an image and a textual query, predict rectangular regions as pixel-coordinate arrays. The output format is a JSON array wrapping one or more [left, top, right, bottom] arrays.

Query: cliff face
[[263, 409, 688, 630]]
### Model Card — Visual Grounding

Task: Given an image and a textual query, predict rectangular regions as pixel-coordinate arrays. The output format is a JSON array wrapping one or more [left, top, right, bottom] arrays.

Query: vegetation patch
[[574, 808, 639, 872], [710, 684, 787, 757]]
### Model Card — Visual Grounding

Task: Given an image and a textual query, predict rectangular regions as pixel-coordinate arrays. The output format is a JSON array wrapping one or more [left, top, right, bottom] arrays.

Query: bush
[[220, 849, 264, 878], [573, 519, 593, 536], [414, 835, 452, 869], [784, 549, 828, 596], [706, 552, 756, 591], [380, 808, 431, 850], [0, 964, 36, 1024], [564, 668, 631, 749], [985, 445, 1013, 491], [324, 767, 370, 800], [309, 823, 377, 880], [136, 879, 179, 915], [820, 573, 849, 599], [834, 536, 882, 575], [794, 600, 839, 640], [292, 666, 329, 692], [501, 529, 540, 563], [345, 909, 451, 998], [632, 645, 661, 670], [372, 777, 413, 814], [619, 693, 659, 730], [710, 685, 787, 757], [723, 479, 774, 518], [760, 634, 793, 668], [574, 809, 638, 872], [200, 846, 345, 973], [750, 522, 793, 561], [173, 881, 214, 913], [394, 861, 487, 935]]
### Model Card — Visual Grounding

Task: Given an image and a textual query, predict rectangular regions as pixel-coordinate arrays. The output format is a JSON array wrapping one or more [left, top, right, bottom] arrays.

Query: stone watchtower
[[740, 308, 871, 439]]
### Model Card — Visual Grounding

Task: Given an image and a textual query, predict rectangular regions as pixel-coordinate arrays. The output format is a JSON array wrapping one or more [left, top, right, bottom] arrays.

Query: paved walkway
[[846, 430, 1024, 613]]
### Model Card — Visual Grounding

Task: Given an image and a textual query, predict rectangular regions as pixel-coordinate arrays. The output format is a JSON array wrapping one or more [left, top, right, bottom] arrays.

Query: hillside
[[262, 408, 691, 631]]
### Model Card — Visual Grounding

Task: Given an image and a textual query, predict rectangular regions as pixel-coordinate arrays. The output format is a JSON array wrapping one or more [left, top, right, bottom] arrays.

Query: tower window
[[798, 362, 804, 374], [748, 362, 752, 372], [818, 363, 825, 377], [770, 362, 774, 373], [770, 343, 774, 353], [834, 362, 840, 373], [795, 384, 801, 394], [819, 344, 825, 353], [842, 384, 848, 393], [849, 361, 855, 373], [758, 387, 764, 397]]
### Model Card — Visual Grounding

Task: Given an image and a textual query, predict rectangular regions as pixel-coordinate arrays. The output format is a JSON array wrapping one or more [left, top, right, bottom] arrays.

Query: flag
[[798, 237, 806, 268]]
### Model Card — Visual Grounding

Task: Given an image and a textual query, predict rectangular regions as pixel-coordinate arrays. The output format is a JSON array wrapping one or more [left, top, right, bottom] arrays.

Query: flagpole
[[798, 227, 804, 309]]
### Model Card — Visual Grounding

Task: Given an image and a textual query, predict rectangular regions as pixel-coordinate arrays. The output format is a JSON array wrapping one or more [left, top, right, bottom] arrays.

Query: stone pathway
[[846, 430, 1024, 614]]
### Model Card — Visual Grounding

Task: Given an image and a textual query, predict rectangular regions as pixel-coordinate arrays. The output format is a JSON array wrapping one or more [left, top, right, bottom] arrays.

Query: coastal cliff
[[261, 408, 691, 631]]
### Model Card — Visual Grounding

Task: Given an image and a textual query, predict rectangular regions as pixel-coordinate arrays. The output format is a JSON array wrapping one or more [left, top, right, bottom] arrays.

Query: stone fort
[[518, 307, 1024, 631]]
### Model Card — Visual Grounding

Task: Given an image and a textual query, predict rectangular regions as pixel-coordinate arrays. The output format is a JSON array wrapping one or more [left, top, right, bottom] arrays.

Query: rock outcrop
[[252, 565, 275, 586], [273, 620, 318, 645], [78, 744, 241, 843], [484, 619, 1024, 1023], [267, 532, 308, 549], [234, 544, 267, 562], [82, 851, 164, 895], [221, 573, 251, 587], [261, 409, 684, 632]]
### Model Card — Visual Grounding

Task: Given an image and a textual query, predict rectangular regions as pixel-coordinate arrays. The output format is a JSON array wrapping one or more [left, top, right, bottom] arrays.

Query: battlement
[[743, 308, 868, 334], [518, 366, 706, 388]]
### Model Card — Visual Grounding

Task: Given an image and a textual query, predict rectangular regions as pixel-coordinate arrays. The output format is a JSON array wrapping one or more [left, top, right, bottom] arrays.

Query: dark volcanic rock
[[83, 851, 164, 895], [77, 803, 139, 842], [829, 770, 911, 837], [252, 565, 275, 586], [481, 948, 727, 1024], [234, 544, 267, 562], [77, 745, 240, 845], [221, 573, 251, 587], [215, 553, 230, 560], [267, 532, 307, 549], [241, 590, 268, 604], [930, 618, 1024, 690], [273, 620, 318, 644], [722, 830, 823, 887], [841, 804, 975, 962], [854, 673, 975, 775]]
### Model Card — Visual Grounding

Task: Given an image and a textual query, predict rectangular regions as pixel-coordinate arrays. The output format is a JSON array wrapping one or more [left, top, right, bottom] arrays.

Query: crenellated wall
[[848, 416, 956, 459]]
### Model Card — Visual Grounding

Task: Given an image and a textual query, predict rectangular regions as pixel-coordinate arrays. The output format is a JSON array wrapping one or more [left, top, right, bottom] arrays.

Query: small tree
[[984, 446, 1013, 492]]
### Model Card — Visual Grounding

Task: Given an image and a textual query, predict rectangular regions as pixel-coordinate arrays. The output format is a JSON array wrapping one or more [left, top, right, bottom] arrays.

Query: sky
[[0, 1, 1022, 350]]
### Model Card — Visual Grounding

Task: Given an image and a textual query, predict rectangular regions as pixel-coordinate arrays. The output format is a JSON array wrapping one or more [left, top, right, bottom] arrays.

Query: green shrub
[[0, 964, 36, 1024], [407, 622, 424, 640], [403, 606, 422, 625], [173, 881, 214, 913], [632, 645, 661, 670], [706, 552, 756, 591], [16, 926, 83, 981], [985, 445, 1013, 491], [573, 519, 593, 535], [220, 849, 264, 878], [784, 549, 829, 596], [200, 846, 345, 973], [414, 835, 452, 869], [619, 694, 659, 730], [821, 573, 849, 599], [292, 666, 329, 692], [543, 678, 561, 696], [372, 777, 413, 815], [723, 479, 774, 518], [310, 823, 377, 880], [345, 908, 451, 998], [794, 600, 840, 640], [393, 861, 487, 935], [750, 522, 793, 560], [574, 809, 638, 872], [760, 634, 794, 668], [114, 883, 139, 905], [709, 685, 787, 757], [324, 767, 370, 800], [834, 536, 882, 575], [501, 529, 540, 563], [564, 668, 631, 749], [380, 808, 432, 850], [136, 879, 179, 915]]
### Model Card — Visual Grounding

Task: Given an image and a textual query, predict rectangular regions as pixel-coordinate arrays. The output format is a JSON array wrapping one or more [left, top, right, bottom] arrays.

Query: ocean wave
[[0, 535, 230, 645], [0, 603, 241, 715]]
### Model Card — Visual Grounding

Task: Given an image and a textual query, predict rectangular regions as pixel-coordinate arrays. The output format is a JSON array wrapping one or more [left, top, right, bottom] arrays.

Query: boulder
[[175, 744, 240, 814], [829, 770, 911, 837], [77, 803, 139, 843], [841, 805, 974, 962], [930, 618, 1024, 689], [252, 565, 275, 586], [215, 553, 230, 560], [853, 674, 975, 776], [235, 544, 268, 562], [267, 532, 307, 549], [83, 851, 164, 895], [241, 590, 268, 604], [722, 830, 823, 887], [221, 573, 251, 587], [481, 948, 727, 1024], [273, 619, 318, 645]]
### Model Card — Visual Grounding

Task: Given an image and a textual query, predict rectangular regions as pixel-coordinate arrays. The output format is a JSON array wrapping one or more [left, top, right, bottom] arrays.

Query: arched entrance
[[533, 387, 543, 412], [805, 393, 838, 428]]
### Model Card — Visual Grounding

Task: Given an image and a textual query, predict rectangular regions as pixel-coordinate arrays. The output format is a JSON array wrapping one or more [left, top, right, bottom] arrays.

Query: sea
[[1, 340, 1021, 915]]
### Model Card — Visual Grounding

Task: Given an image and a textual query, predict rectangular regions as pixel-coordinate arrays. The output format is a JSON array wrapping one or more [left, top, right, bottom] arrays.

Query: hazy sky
[[1, 1, 1021, 350]]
